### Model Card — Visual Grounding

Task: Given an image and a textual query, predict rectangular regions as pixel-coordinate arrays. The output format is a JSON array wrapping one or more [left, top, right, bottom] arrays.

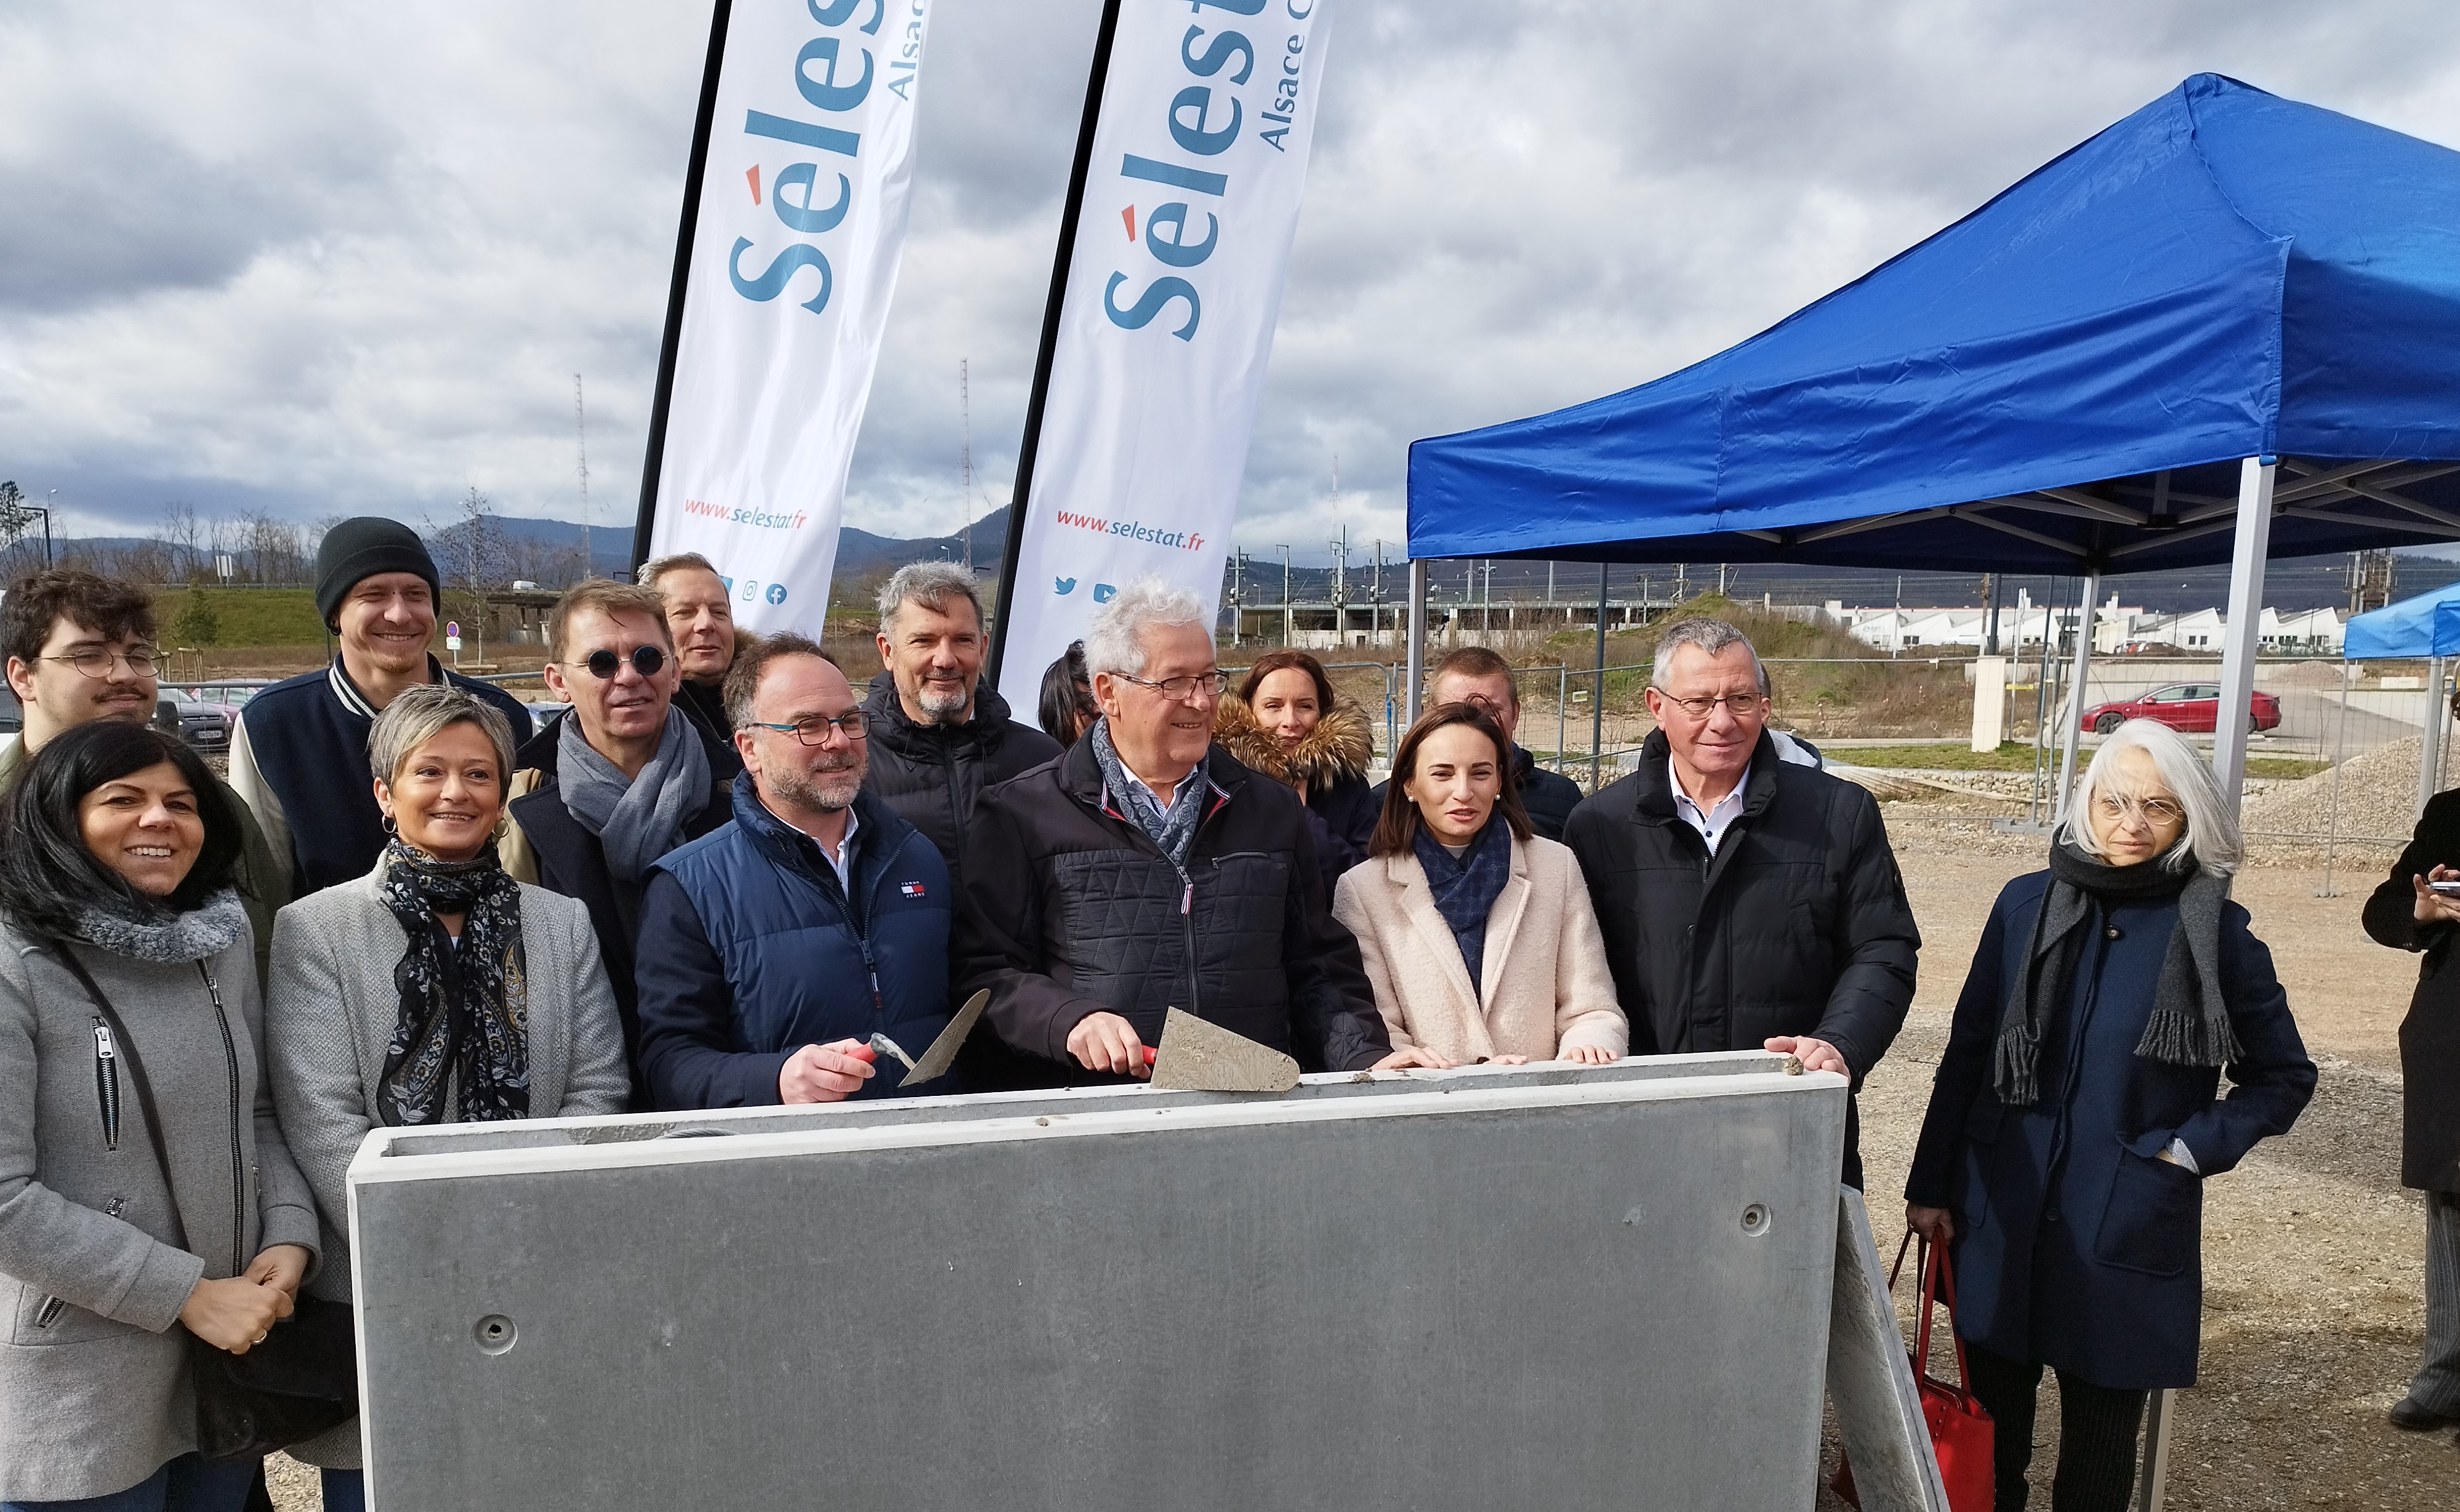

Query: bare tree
[[156, 503, 203, 579]]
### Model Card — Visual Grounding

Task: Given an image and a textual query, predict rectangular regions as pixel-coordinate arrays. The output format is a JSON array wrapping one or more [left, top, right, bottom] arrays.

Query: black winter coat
[[670, 678, 746, 781], [1564, 729, 1919, 1186], [955, 736, 1391, 1086], [861, 672, 1060, 891], [504, 712, 735, 1100], [2363, 791, 2460, 1193], [1907, 872, 2314, 1388], [1514, 746, 1583, 843]]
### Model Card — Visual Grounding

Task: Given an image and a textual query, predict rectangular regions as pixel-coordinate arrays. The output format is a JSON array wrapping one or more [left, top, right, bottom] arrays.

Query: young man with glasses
[[1562, 616, 1920, 1188], [1, 568, 290, 981], [955, 577, 1442, 1088], [499, 581, 735, 1098], [633, 633, 957, 1109], [226, 518, 533, 895]]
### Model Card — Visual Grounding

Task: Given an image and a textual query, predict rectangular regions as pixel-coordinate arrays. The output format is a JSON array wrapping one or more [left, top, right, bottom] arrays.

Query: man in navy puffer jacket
[[635, 634, 954, 1109]]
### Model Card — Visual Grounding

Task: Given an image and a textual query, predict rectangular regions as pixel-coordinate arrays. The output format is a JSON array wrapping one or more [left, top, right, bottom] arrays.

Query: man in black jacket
[[504, 581, 734, 1096], [957, 577, 1440, 1087], [1565, 617, 1918, 1187], [861, 561, 1058, 889]]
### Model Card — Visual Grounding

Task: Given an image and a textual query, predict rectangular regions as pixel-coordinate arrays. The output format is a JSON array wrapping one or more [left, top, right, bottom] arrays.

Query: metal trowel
[[1141, 1007, 1301, 1093], [867, 989, 992, 1089]]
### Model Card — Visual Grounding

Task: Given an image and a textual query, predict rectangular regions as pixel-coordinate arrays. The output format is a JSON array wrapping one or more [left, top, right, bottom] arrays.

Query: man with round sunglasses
[[1563, 616, 1919, 1189], [2, 567, 289, 981], [502, 581, 736, 1100]]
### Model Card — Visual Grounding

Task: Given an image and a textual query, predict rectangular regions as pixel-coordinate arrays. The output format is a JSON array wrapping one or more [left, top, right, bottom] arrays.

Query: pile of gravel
[[2238, 736, 2421, 863]]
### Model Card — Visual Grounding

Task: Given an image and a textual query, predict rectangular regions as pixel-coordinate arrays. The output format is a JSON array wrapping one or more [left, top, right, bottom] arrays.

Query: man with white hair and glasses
[[1564, 615, 1920, 1187], [957, 577, 1442, 1086]]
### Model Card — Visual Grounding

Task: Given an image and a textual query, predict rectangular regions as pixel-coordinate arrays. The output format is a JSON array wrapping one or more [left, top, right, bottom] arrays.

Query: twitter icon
[[1054, 576, 1077, 595]]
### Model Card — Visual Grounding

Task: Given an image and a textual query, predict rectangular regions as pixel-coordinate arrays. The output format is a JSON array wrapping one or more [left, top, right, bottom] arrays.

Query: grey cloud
[[4, 0, 2456, 573]]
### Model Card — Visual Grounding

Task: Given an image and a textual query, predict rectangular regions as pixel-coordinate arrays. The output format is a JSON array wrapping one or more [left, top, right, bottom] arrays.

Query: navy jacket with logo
[[633, 776, 955, 1110]]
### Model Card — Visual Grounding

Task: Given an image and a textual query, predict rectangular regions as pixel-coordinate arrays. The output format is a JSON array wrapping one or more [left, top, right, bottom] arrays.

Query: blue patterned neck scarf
[[1089, 717, 1209, 866], [1414, 818, 1512, 995]]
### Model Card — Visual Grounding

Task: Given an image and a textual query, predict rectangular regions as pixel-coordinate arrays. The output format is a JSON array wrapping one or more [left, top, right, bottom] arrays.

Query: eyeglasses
[[1653, 691, 1769, 718], [565, 646, 667, 680], [41, 647, 159, 679], [1112, 669, 1228, 701], [749, 711, 869, 746], [2094, 793, 2185, 828]]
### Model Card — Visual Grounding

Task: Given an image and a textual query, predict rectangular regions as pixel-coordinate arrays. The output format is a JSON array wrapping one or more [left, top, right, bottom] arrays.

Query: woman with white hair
[[265, 685, 629, 1511], [1903, 718, 2314, 1512]]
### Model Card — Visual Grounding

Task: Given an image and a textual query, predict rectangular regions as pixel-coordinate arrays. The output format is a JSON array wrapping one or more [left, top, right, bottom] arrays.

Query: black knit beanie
[[315, 518, 440, 629]]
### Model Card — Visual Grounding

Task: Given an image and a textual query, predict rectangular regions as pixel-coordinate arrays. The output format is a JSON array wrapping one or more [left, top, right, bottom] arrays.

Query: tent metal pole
[[2211, 456, 2278, 816], [2053, 569, 2100, 824], [1591, 563, 1609, 790], [1404, 560, 1429, 727], [2420, 655, 2448, 822]]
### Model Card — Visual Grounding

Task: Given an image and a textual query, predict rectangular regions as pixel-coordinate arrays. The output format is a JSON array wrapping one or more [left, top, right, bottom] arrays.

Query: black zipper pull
[[92, 1016, 121, 1152]]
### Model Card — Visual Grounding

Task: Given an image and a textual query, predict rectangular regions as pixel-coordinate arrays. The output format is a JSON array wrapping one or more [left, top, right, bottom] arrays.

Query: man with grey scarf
[[504, 582, 734, 1100]]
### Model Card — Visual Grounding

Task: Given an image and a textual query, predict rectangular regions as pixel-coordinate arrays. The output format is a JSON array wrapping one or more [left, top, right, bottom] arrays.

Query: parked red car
[[2081, 683, 2281, 735]]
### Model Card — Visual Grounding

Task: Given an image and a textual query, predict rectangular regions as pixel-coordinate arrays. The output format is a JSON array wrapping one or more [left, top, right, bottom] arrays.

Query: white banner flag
[[643, 0, 933, 632], [995, 0, 1337, 704]]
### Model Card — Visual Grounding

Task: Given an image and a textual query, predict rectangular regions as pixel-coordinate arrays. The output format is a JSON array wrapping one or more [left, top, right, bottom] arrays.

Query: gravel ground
[[258, 841, 2446, 1510]]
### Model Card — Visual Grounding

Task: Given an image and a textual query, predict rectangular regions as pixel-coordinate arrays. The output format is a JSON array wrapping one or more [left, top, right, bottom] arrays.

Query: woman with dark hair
[[1035, 641, 1098, 746], [267, 685, 628, 1512], [1331, 704, 1626, 1067], [1216, 649, 1379, 867], [1906, 720, 2314, 1510], [0, 722, 320, 1511]]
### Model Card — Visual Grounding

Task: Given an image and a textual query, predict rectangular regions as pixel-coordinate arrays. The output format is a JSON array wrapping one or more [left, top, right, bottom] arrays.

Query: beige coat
[[1332, 832, 1628, 1063]]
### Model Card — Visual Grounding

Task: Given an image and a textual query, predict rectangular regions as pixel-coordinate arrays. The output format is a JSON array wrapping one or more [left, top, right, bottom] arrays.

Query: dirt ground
[[263, 822, 2448, 1509], [1815, 825, 2456, 1510]]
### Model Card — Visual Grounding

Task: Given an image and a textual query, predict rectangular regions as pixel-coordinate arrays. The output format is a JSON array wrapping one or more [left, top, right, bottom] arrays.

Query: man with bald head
[[1564, 616, 1919, 1188]]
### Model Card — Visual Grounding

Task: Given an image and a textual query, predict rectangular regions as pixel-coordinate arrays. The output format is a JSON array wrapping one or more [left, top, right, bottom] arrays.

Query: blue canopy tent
[[2344, 581, 2460, 660], [1404, 73, 2460, 801]]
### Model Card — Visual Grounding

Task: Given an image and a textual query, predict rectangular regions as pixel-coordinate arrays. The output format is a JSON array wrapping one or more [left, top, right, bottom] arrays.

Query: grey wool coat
[[0, 922, 321, 1503], [267, 863, 630, 1468]]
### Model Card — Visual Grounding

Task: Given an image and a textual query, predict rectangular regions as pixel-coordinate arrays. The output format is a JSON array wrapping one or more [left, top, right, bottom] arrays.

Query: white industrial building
[[1825, 595, 2342, 656]]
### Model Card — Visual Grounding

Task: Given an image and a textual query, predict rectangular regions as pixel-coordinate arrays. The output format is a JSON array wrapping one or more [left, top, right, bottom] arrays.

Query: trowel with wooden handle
[[1141, 1007, 1301, 1093], [865, 989, 993, 1089]]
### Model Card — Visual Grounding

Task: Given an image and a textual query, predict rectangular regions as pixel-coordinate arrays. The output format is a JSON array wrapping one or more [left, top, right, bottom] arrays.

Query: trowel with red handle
[[1140, 1007, 1301, 1093], [864, 989, 992, 1089]]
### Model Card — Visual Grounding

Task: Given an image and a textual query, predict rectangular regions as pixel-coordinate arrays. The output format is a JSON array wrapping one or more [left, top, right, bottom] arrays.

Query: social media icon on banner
[[766, 583, 788, 605], [717, 576, 734, 594], [1054, 576, 1077, 595], [1092, 583, 1118, 604]]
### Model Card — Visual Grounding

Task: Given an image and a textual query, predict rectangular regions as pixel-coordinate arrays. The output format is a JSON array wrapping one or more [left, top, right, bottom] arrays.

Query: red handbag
[[1831, 1231, 1996, 1512]]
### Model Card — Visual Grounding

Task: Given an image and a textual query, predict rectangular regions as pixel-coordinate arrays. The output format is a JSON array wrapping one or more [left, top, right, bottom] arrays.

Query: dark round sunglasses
[[567, 645, 667, 680]]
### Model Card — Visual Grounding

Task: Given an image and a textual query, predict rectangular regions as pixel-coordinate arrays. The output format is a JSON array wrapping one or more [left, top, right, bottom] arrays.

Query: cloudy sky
[[3, 0, 2456, 564]]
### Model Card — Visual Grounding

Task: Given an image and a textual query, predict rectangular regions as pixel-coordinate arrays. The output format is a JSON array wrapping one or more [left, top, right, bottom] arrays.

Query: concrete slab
[[348, 1055, 1846, 1511]]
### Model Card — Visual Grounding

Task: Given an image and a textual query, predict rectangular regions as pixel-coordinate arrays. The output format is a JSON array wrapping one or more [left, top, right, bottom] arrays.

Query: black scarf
[[1993, 837, 2241, 1106], [375, 839, 531, 1125], [1414, 819, 1513, 996]]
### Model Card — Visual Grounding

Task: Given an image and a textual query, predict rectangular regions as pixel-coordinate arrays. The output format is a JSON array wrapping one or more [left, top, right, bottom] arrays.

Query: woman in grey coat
[[267, 685, 628, 1512], [0, 723, 321, 1511]]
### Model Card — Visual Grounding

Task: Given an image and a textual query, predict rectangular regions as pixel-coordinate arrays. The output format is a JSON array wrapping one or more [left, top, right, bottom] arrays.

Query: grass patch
[[1836, 741, 2329, 781], [149, 587, 329, 647]]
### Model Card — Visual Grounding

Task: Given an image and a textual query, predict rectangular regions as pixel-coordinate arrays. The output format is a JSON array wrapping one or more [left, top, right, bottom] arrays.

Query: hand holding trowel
[[864, 989, 991, 1090], [1134, 1007, 1300, 1093]]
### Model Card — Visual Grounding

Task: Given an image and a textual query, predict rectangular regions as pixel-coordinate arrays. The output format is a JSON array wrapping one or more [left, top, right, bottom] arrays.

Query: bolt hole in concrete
[[1740, 1203, 1772, 1236], [475, 1315, 517, 1355]]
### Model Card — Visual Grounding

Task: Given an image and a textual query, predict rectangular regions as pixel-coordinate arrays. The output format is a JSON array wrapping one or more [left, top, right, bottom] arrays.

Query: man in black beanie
[[228, 517, 534, 895]]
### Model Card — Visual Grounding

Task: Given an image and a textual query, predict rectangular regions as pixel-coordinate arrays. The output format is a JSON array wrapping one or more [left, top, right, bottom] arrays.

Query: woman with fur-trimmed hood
[[1216, 651, 1380, 877]]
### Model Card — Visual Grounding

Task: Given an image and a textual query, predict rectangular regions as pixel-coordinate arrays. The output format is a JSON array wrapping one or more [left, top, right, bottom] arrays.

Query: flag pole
[[985, 0, 1124, 684], [630, 0, 735, 576]]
